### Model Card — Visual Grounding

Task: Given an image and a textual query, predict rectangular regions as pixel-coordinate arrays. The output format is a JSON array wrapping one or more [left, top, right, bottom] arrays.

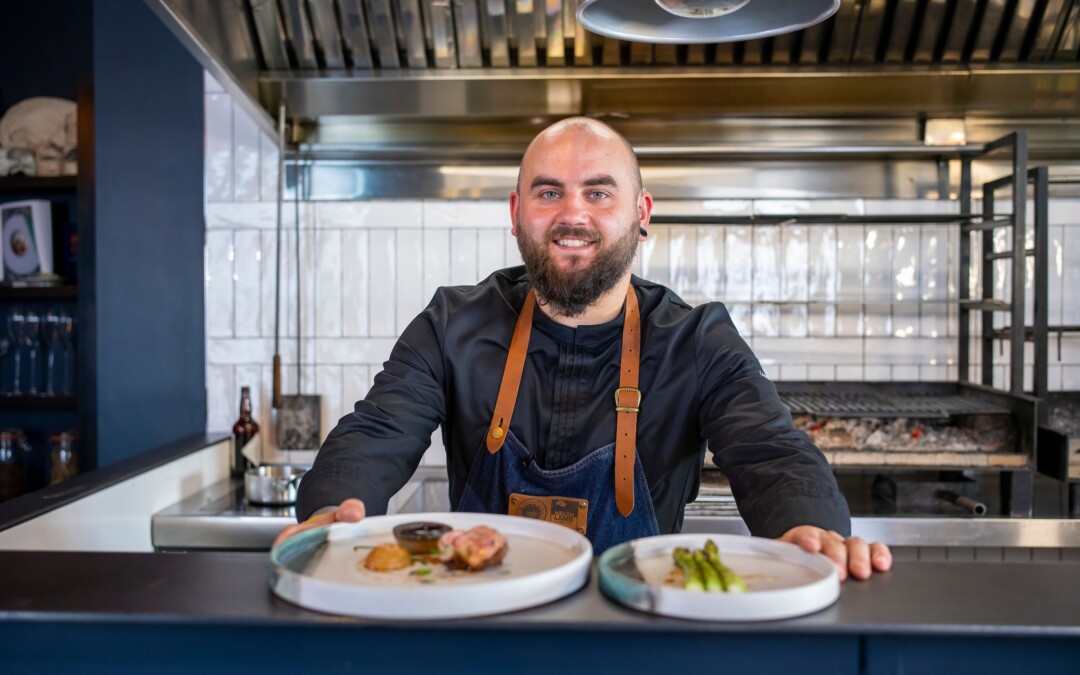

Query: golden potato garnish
[[363, 542, 412, 572]]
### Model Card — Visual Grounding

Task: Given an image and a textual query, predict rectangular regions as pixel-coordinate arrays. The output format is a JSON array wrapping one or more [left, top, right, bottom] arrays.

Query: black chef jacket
[[297, 266, 851, 538]]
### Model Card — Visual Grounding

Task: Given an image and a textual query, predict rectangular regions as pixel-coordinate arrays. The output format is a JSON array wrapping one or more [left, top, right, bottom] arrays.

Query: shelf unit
[[0, 178, 80, 498], [652, 131, 1055, 517]]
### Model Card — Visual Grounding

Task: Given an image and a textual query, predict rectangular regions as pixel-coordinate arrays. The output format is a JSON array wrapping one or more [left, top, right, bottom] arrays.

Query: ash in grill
[[774, 383, 1033, 473]]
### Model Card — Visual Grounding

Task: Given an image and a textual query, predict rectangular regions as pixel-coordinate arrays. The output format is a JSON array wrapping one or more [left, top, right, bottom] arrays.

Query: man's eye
[[539, 190, 559, 199], [589, 191, 609, 200]]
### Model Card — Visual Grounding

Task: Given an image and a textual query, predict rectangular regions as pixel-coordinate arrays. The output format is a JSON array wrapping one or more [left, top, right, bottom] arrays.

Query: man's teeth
[[555, 239, 591, 247]]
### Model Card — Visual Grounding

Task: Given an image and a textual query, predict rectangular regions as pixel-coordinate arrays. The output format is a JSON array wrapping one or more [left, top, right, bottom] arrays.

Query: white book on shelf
[[0, 198, 53, 281]]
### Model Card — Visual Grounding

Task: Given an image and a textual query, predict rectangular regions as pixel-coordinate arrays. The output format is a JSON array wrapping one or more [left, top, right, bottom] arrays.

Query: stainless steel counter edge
[[682, 515, 1080, 547]]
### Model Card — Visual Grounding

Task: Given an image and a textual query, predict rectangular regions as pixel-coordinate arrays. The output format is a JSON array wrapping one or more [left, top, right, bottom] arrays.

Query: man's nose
[[557, 192, 590, 224]]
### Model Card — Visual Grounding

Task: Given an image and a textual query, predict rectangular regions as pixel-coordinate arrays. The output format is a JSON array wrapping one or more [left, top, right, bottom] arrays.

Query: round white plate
[[270, 512, 592, 619], [598, 533, 839, 621]]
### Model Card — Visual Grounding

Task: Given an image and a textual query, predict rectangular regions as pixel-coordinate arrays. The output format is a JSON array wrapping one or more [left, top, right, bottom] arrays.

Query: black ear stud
[[640, 227, 648, 237]]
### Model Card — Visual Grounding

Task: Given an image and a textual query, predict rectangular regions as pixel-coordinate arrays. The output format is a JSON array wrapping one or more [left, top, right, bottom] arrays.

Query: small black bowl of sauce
[[393, 521, 452, 554]]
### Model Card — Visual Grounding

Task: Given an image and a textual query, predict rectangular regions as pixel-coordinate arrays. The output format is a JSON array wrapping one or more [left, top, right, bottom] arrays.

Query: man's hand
[[272, 498, 367, 548], [779, 525, 892, 582]]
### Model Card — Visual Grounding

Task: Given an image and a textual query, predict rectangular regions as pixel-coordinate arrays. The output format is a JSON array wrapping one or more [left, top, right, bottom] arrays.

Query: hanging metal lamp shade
[[576, 0, 840, 44]]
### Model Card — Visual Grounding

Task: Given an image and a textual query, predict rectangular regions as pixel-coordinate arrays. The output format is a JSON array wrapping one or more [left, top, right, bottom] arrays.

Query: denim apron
[[455, 286, 660, 555]]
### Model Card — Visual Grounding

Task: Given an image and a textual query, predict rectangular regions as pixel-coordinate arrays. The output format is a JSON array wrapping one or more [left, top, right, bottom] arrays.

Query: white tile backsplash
[[202, 83, 1080, 456]]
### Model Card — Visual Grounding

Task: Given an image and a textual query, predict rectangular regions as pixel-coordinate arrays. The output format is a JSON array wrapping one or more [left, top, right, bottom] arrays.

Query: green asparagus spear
[[704, 539, 747, 593], [692, 550, 723, 592], [673, 547, 704, 591]]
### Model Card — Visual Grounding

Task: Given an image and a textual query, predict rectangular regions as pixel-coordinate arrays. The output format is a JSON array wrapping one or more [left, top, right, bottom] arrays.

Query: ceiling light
[[576, 0, 840, 44]]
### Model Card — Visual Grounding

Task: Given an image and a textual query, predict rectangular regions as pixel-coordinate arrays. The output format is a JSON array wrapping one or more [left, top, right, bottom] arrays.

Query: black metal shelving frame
[[652, 131, 1062, 517]]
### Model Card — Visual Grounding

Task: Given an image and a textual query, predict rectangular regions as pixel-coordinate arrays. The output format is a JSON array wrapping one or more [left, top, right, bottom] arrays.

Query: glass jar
[[0, 430, 25, 501], [50, 431, 78, 485]]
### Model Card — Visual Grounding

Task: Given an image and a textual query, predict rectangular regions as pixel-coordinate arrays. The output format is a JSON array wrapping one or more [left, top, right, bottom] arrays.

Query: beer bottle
[[232, 386, 259, 477]]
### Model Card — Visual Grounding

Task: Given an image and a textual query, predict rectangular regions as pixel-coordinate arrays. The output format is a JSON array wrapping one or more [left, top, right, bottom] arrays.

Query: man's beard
[[516, 216, 639, 318]]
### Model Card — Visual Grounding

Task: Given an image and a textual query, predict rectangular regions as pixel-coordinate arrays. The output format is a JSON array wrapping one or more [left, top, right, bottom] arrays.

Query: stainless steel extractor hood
[[144, 0, 1080, 158]]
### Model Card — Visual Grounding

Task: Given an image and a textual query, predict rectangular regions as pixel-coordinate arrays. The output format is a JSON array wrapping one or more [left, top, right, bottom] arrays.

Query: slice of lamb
[[439, 525, 507, 570]]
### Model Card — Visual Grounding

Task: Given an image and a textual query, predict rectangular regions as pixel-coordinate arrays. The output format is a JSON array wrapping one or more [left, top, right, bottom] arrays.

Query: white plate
[[270, 512, 592, 619], [598, 533, 839, 621]]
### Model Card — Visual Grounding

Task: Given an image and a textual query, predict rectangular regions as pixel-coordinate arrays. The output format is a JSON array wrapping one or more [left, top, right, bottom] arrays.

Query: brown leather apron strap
[[486, 290, 537, 453], [487, 285, 642, 518], [614, 285, 641, 517]]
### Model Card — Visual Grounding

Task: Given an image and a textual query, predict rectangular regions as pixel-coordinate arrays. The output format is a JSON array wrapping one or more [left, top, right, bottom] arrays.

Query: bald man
[[286, 118, 891, 580]]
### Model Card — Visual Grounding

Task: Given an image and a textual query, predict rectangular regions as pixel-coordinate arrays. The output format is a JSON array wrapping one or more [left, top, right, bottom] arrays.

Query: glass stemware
[[60, 311, 76, 396], [43, 309, 62, 396], [25, 310, 41, 395], [7, 308, 26, 395]]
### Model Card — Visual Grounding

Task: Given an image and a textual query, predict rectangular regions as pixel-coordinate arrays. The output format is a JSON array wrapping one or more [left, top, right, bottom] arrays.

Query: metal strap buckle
[[614, 387, 642, 414]]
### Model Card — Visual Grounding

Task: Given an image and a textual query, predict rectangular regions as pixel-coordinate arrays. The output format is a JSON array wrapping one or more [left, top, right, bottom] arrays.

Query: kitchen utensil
[[271, 100, 321, 450], [269, 512, 592, 619], [598, 533, 839, 621], [244, 464, 306, 505]]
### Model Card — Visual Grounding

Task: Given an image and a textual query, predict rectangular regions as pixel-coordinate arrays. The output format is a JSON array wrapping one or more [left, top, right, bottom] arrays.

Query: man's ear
[[638, 190, 654, 228], [509, 191, 519, 236]]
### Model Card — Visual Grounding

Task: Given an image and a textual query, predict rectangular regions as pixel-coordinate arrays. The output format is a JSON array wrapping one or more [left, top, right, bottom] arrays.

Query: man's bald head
[[516, 117, 642, 195]]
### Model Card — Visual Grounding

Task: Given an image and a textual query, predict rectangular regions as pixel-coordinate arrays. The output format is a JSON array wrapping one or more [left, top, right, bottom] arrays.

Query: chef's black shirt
[[297, 266, 851, 538]]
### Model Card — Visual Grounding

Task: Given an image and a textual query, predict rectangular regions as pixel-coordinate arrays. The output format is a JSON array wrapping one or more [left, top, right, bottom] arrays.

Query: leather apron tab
[[486, 290, 537, 453], [508, 492, 588, 535], [486, 285, 642, 517]]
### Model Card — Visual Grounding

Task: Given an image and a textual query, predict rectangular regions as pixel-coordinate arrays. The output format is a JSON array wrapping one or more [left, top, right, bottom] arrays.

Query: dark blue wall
[[0, 2, 91, 111], [89, 0, 205, 466]]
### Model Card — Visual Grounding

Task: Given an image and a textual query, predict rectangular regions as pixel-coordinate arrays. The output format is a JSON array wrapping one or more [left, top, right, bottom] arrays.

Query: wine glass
[[43, 309, 63, 396], [60, 311, 76, 396], [25, 310, 41, 395], [7, 308, 26, 395]]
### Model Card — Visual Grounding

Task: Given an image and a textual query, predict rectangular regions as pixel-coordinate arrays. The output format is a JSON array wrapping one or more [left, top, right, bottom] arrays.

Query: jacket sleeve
[[696, 309, 851, 538], [295, 293, 449, 522]]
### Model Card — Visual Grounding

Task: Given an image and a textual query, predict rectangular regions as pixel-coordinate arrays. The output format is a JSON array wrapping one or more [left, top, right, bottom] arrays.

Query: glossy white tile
[[864, 226, 893, 302], [695, 226, 724, 304], [315, 229, 343, 337], [314, 338, 399, 365], [450, 229, 480, 285], [780, 225, 808, 302], [835, 226, 863, 302], [752, 226, 780, 301], [752, 337, 863, 364], [752, 304, 779, 337], [233, 230, 263, 337], [206, 230, 234, 337], [639, 226, 670, 287], [807, 303, 836, 337], [368, 229, 397, 337], [424, 200, 507, 229], [724, 227, 752, 302], [1064, 228, 1080, 324], [208, 338, 274, 365], [316, 365, 342, 447], [807, 365, 835, 380], [780, 304, 807, 338], [422, 228, 451, 302], [752, 199, 863, 215], [205, 93, 233, 202], [318, 201, 423, 229], [778, 364, 807, 381], [668, 226, 693, 300], [396, 229, 426, 334], [259, 132, 278, 203], [341, 230, 370, 337], [808, 226, 836, 301], [232, 103, 261, 201], [476, 228, 507, 280]]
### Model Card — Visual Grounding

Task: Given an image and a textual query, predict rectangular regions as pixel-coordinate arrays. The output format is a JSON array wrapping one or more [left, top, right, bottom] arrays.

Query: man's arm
[[294, 295, 450, 522], [695, 311, 850, 538]]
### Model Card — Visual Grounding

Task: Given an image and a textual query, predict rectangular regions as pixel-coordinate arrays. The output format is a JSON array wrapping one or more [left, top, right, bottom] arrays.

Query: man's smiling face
[[510, 120, 649, 318]]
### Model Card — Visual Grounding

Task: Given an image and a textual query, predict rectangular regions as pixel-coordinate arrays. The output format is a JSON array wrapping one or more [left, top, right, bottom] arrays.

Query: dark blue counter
[[0, 549, 1078, 674]]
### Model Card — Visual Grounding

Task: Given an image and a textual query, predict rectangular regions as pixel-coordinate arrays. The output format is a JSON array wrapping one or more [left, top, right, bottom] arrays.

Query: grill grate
[[779, 393, 1009, 419]]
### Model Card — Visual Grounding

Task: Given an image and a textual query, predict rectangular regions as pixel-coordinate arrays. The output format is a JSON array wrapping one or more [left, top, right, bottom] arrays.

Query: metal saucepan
[[245, 464, 306, 505]]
